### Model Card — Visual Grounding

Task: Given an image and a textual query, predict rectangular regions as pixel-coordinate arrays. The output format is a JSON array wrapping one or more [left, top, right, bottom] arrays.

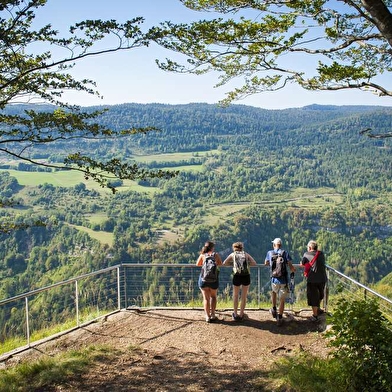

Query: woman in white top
[[223, 242, 257, 321]]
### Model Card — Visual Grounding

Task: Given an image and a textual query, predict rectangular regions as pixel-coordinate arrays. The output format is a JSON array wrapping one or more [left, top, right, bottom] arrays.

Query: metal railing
[[0, 263, 391, 358], [326, 266, 392, 323]]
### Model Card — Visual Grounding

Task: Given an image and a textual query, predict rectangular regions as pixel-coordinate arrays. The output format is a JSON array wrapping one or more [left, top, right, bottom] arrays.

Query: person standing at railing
[[222, 242, 258, 321], [265, 238, 296, 326], [196, 241, 223, 323], [301, 240, 327, 322]]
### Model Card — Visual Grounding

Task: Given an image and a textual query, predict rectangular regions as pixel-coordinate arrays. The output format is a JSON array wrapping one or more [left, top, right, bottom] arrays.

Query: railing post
[[123, 266, 128, 309], [191, 268, 194, 303], [75, 280, 80, 327], [25, 297, 30, 347], [324, 269, 330, 312], [117, 267, 121, 310], [257, 266, 261, 308]]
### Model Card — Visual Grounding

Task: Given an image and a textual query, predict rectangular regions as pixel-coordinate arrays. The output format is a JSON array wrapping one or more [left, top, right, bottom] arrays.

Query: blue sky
[[35, 0, 392, 109]]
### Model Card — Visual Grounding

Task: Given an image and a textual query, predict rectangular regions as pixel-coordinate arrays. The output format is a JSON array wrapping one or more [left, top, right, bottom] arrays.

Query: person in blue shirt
[[264, 238, 296, 326]]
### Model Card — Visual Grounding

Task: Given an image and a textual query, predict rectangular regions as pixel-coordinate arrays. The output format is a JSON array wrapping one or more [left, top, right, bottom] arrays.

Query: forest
[[1, 102, 392, 305]]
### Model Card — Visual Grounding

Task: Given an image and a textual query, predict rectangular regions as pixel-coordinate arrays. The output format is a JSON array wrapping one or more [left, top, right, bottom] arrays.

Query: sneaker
[[210, 315, 217, 322], [232, 313, 241, 321], [206, 316, 211, 323], [277, 314, 283, 326], [269, 308, 277, 319], [310, 315, 319, 322]]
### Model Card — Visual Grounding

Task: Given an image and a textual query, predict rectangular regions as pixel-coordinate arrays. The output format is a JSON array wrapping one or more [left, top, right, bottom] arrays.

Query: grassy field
[[1, 169, 113, 191], [1, 169, 159, 194], [70, 225, 114, 247], [0, 150, 207, 192]]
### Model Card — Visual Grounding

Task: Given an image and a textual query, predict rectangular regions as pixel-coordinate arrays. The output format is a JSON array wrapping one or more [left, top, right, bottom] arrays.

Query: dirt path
[[1, 308, 330, 391]]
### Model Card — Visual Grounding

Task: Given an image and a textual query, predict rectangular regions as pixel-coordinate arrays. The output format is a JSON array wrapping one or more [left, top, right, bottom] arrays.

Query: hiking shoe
[[310, 315, 319, 322], [269, 308, 277, 319], [210, 315, 217, 322], [277, 314, 283, 326], [206, 316, 211, 323]]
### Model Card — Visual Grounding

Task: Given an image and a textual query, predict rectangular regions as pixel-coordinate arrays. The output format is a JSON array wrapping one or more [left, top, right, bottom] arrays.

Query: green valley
[[1, 102, 392, 302]]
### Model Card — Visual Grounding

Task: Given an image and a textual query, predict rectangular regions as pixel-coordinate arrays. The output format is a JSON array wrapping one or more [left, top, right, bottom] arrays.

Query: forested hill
[[91, 103, 391, 152], [86, 102, 392, 193], [1, 102, 392, 305]]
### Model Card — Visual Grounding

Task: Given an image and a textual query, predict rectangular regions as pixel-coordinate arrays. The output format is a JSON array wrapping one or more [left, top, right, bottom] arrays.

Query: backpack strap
[[304, 251, 320, 277]]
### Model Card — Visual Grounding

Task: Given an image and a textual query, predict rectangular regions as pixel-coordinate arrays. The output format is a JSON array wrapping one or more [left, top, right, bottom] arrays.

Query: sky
[[32, 0, 392, 110]]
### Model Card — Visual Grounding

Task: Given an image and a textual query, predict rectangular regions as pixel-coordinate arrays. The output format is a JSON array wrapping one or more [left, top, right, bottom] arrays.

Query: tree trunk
[[361, 0, 392, 48]]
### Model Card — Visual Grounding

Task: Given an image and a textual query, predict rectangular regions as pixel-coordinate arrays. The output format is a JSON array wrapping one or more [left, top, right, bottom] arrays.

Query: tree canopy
[[0, 0, 176, 196], [152, 0, 392, 131]]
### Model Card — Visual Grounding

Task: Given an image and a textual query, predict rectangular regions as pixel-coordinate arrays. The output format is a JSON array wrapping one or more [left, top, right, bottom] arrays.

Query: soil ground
[[1, 308, 331, 391]]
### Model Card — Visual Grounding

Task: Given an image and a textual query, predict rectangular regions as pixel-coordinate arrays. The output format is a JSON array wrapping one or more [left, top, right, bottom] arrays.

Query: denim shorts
[[198, 274, 219, 290]]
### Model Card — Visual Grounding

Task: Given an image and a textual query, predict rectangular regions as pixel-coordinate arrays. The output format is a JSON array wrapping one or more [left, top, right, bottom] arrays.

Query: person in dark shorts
[[301, 240, 328, 321], [196, 241, 223, 323], [223, 242, 257, 321]]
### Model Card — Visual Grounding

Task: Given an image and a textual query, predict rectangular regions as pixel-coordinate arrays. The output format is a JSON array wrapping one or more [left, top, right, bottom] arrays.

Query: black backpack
[[233, 251, 249, 276], [201, 252, 218, 283], [271, 251, 288, 279]]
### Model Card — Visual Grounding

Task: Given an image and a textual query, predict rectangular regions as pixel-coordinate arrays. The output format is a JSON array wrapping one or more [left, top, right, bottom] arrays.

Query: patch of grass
[[29, 319, 76, 342], [86, 212, 108, 225], [71, 224, 114, 246], [0, 318, 76, 356], [259, 352, 345, 392], [0, 308, 118, 357], [0, 337, 27, 356], [0, 345, 117, 392]]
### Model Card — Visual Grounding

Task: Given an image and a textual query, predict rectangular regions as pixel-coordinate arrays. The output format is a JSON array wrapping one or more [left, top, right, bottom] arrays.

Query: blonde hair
[[232, 242, 243, 251]]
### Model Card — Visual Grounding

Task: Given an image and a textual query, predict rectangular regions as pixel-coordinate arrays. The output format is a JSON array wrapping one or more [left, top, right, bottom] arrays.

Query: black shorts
[[307, 282, 326, 307], [232, 274, 251, 287]]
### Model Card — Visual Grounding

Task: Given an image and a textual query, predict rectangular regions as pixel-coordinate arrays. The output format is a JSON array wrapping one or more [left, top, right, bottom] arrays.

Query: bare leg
[[271, 291, 277, 308], [201, 288, 211, 319], [210, 288, 218, 317], [233, 285, 240, 316], [278, 296, 285, 316], [239, 285, 249, 317]]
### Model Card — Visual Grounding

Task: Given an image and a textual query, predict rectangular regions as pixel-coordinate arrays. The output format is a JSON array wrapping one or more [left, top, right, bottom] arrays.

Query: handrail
[[326, 265, 392, 305], [0, 265, 120, 306], [1, 263, 390, 306]]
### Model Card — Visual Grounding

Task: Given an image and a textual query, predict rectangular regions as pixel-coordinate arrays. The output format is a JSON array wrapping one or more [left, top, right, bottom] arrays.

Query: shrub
[[327, 298, 392, 392]]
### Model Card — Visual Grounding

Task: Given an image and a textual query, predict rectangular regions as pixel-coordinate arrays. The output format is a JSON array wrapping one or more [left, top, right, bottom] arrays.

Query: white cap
[[272, 238, 282, 245]]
